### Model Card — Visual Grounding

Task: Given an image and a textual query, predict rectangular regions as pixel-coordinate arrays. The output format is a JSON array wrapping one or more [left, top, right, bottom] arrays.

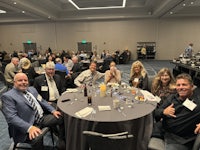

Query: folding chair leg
[[13, 143, 32, 150], [50, 129, 55, 146]]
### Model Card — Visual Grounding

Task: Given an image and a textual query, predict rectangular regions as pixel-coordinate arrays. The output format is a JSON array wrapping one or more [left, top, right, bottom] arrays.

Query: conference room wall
[[0, 18, 200, 60]]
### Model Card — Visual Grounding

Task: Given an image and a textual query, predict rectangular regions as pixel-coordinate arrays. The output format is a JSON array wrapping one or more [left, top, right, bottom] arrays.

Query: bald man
[[1, 73, 65, 149], [4, 57, 20, 88]]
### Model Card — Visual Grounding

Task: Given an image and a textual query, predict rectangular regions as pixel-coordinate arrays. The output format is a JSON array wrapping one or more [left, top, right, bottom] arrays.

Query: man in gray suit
[[1, 73, 65, 149]]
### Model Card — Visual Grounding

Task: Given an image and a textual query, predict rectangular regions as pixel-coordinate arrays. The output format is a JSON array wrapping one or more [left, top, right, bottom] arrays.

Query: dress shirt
[[45, 74, 60, 101], [63, 59, 74, 71], [74, 69, 104, 87]]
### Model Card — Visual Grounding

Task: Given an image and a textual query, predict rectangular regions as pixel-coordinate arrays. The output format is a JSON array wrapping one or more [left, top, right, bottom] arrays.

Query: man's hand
[[194, 123, 200, 134], [52, 110, 62, 119], [163, 103, 176, 118], [29, 126, 42, 140]]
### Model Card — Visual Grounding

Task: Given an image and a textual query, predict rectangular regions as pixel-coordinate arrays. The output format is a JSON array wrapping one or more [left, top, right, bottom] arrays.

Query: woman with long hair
[[129, 60, 148, 90]]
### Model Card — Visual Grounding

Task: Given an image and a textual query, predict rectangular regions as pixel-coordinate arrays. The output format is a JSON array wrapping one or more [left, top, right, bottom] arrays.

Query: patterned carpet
[[0, 60, 174, 150]]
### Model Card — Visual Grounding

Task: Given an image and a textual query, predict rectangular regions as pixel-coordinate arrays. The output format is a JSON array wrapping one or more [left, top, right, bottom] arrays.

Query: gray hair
[[45, 61, 55, 69]]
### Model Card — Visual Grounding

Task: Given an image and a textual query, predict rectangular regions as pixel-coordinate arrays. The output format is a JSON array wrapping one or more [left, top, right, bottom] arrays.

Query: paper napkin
[[140, 90, 157, 102], [98, 106, 111, 111], [75, 107, 94, 118]]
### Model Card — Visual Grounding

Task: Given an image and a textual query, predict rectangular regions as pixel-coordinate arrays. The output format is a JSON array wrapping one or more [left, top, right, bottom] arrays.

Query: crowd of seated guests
[[2, 48, 200, 150]]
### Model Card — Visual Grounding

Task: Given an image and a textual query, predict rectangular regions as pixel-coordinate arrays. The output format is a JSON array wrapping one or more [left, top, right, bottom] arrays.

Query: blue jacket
[[55, 63, 69, 75], [1, 86, 55, 143]]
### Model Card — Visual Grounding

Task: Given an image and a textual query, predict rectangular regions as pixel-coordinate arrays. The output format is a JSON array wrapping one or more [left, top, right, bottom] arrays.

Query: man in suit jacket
[[1, 73, 65, 149], [65, 56, 82, 88], [33, 62, 65, 106]]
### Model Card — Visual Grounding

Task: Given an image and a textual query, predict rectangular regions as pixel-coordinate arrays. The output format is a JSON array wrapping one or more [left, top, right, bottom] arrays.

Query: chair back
[[83, 131, 133, 150], [0, 99, 2, 110], [147, 75, 155, 92], [192, 134, 200, 150], [55, 70, 66, 79], [0, 71, 8, 96]]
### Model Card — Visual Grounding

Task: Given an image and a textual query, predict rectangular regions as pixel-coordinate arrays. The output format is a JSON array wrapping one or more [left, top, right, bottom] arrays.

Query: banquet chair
[[0, 71, 8, 93], [0, 99, 55, 150], [55, 70, 66, 79], [147, 75, 155, 92], [148, 134, 200, 150], [55, 70, 67, 88], [83, 131, 134, 150]]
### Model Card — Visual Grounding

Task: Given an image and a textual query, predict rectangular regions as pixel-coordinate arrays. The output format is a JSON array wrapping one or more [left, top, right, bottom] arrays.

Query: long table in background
[[172, 61, 200, 78], [171, 61, 200, 87]]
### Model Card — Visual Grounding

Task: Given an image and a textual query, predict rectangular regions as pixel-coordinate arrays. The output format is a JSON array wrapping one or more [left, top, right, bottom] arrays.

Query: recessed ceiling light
[[183, 3, 186, 6], [191, 1, 194, 5], [0, 9, 6, 13], [170, 11, 173, 15], [13, 2, 17, 5], [22, 11, 25, 13], [68, 0, 126, 10]]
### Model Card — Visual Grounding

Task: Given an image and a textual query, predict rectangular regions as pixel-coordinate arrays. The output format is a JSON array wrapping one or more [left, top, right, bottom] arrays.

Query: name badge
[[41, 86, 48, 91], [37, 94, 42, 101], [183, 98, 197, 111], [134, 78, 139, 82]]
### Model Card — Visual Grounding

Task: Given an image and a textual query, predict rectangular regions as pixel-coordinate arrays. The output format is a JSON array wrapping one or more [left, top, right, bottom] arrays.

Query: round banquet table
[[57, 87, 157, 150]]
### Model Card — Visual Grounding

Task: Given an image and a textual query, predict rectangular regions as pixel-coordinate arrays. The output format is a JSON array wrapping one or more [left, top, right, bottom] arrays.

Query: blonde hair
[[151, 68, 175, 95], [130, 60, 147, 78]]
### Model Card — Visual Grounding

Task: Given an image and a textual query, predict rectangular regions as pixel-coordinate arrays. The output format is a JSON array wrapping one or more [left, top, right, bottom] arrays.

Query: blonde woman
[[151, 68, 176, 102], [129, 60, 148, 90]]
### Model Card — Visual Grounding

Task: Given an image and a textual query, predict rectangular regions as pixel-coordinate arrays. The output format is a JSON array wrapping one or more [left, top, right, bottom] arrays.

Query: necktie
[[24, 91, 41, 123]]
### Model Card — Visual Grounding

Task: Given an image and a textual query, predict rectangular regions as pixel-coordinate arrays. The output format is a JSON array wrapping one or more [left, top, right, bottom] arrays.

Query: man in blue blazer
[[1, 72, 65, 149]]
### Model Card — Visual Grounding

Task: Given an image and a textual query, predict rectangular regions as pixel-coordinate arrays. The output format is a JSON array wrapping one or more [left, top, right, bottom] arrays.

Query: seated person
[[63, 55, 73, 71], [65, 56, 82, 88], [104, 61, 121, 84], [1, 73, 65, 150], [99, 54, 113, 73], [19, 57, 38, 86], [91, 51, 100, 61], [55, 57, 69, 75], [129, 60, 148, 90], [153, 73, 200, 150], [141, 45, 147, 59], [74, 61, 104, 87], [33, 62, 65, 106], [151, 68, 176, 104], [4, 57, 20, 88]]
